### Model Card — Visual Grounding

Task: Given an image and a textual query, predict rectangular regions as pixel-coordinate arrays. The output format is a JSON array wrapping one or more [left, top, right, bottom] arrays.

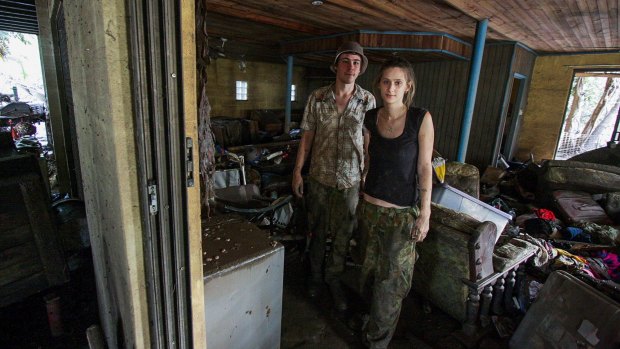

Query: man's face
[[334, 52, 362, 84]]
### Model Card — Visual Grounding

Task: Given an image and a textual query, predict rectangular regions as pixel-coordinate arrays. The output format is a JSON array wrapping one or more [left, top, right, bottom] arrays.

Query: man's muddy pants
[[306, 178, 359, 286]]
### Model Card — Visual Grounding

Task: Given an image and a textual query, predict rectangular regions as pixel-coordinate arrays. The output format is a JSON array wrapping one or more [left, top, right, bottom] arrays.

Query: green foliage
[[565, 76, 612, 128], [0, 31, 30, 59], [578, 77, 607, 123]]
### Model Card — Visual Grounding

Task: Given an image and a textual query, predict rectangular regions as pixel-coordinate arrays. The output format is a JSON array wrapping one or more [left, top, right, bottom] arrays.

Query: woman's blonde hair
[[373, 57, 416, 107]]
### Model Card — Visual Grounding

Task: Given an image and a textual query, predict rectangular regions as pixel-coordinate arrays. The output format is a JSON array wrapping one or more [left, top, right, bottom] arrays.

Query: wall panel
[[206, 59, 307, 118], [494, 45, 536, 161], [513, 45, 536, 76], [413, 43, 535, 169], [413, 59, 469, 160], [465, 44, 514, 168]]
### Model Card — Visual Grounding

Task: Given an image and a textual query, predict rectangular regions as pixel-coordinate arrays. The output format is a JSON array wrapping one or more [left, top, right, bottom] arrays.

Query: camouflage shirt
[[301, 83, 376, 189]]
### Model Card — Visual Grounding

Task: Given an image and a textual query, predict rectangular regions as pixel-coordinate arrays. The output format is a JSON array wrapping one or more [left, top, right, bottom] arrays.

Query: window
[[291, 84, 296, 102], [555, 71, 620, 159], [236, 81, 248, 101]]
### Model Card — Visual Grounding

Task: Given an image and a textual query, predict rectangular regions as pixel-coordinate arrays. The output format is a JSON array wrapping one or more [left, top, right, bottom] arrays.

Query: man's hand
[[292, 171, 304, 198], [291, 130, 313, 198]]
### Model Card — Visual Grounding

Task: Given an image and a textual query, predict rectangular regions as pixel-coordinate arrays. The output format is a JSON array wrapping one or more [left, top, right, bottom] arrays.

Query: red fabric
[[535, 208, 556, 221]]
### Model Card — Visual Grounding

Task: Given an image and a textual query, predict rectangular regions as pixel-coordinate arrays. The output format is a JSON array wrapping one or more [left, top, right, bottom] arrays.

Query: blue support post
[[284, 55, 294, 134], [457, 19, 488, 163]]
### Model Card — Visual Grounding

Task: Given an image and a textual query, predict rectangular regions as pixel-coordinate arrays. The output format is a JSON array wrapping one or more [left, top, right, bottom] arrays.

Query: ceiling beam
[[282, 31, 471, 61]]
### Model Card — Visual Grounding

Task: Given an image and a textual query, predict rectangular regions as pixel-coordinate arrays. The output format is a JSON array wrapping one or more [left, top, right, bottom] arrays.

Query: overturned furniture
[[413, 185, 532, 336], [538, 160, 620, 225], [537, 160, 620, 200]]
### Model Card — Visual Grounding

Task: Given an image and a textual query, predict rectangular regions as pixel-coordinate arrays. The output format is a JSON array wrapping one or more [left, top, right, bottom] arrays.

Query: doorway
[[555, 70, 620, 160], [498, 74, 526, 162]]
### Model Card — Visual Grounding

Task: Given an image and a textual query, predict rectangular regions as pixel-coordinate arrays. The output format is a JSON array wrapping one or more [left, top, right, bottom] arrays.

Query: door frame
[[128, 0, 204, 347], [494, 72, 527, 164]]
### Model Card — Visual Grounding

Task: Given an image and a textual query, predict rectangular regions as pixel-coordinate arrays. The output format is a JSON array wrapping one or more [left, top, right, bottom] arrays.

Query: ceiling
[[0, 0, 37, 35], [0, 0, 617, 64], [205, 0, 620, 65]]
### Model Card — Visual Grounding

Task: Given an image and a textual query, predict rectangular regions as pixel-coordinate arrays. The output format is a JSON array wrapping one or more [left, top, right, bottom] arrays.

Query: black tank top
[[363, 107, 427, 207]]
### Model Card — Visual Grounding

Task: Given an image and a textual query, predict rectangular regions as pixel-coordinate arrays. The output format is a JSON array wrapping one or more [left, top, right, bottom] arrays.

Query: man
[[292, 41, 376, 312]]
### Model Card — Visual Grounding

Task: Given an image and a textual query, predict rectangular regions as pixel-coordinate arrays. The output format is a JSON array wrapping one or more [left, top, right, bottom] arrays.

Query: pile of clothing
[[500, 207, 620, 302]]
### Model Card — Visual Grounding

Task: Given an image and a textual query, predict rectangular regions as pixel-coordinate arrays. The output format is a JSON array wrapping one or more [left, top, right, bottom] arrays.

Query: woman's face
[[379, 67, 410, 105]]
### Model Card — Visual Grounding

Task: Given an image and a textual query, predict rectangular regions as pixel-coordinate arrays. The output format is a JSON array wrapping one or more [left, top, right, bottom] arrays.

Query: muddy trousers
[[307, 178, 359, 285], [357, 200, 419, 349]]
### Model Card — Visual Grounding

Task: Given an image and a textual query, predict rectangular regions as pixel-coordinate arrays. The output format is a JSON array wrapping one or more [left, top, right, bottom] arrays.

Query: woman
[[358, 57, 434, 348]]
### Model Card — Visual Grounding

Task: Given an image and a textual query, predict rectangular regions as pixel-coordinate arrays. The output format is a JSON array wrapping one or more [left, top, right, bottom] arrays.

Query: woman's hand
[[411, 210, 430, 242]]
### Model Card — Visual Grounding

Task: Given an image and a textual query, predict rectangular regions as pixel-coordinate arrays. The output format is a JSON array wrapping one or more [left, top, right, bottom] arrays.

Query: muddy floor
[[280, 246, 511, 349], [0, 245, 511, 349]]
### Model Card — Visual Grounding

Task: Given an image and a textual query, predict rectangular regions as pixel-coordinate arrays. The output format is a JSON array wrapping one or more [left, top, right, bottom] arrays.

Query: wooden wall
[[412, 59, 469, 161], [206, 58, 308, 118], [356, 63, 378, 93], [465, 44, 515, 168], [304, 67, 337, 104], [513, 45, 537, 77], [492, 44, 536, 161], [411, 43, 535, 169]]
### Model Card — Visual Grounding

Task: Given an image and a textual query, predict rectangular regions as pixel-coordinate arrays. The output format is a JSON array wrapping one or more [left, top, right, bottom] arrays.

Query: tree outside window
[[555, 71, 620, 159]]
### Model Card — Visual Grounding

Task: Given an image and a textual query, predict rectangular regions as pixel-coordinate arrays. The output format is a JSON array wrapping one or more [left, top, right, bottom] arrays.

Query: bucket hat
[[330, 41, 368, 75]]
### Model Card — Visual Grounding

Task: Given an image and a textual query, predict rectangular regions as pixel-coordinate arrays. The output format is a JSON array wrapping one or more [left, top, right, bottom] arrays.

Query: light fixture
[[238, 55, 247, 73], [311, 0, 324, 6]]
